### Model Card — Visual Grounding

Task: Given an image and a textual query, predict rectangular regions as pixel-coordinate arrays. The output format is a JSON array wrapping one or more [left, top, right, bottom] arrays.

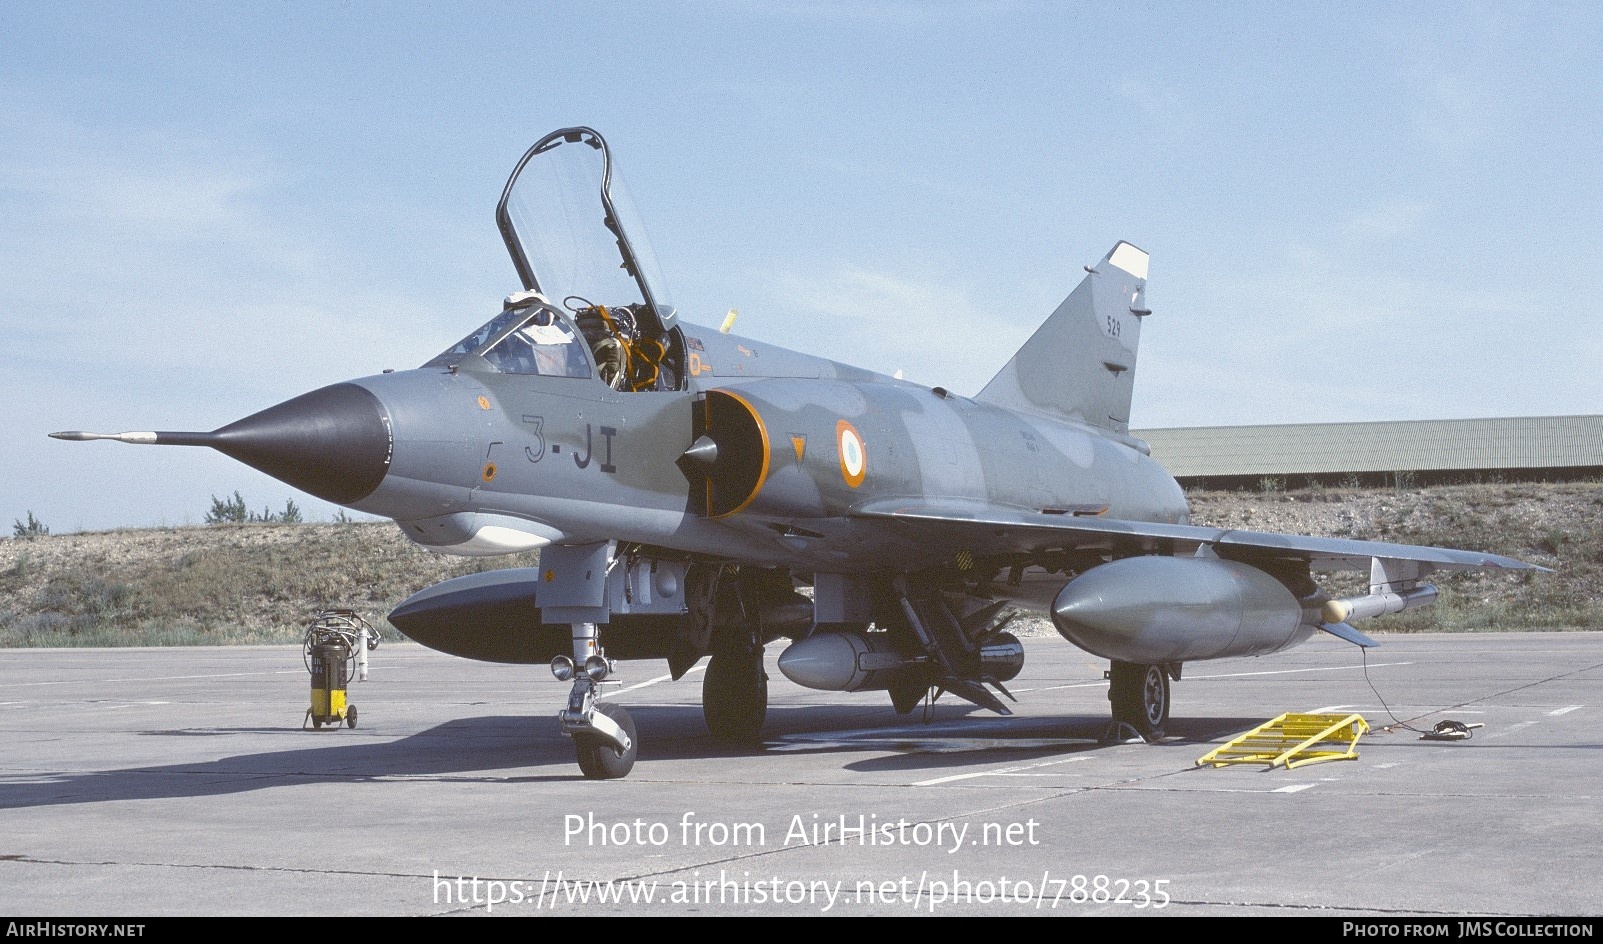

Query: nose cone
[[211, 383, 391, 505]]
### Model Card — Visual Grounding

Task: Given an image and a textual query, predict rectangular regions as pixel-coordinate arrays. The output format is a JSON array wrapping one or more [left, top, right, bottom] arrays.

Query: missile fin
[[1318, 621, 1379, 648]]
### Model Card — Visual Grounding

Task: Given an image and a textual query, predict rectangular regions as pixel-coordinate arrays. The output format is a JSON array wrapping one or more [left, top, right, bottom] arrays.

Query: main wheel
[[1108, 661, 1169, 741], [702, 645, 767, 744], [575, 703, 638, 780]]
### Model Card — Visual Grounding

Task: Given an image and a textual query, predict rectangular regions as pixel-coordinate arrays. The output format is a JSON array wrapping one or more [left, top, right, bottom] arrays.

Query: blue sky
[[4, 2, 1599, 533]]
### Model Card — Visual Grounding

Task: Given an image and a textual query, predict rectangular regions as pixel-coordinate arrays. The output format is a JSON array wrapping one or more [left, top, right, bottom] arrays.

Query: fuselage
[[339, 317, 1190, 572]]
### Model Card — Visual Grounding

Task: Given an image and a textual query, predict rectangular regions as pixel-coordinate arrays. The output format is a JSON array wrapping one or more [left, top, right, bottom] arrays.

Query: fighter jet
[[52, 127, 1541, 779]]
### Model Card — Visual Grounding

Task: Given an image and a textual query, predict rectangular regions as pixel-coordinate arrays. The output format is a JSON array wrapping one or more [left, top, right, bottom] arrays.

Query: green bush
[[206, 493, 303, 524], [12, 512, 49, 539], [205, 492, 250, 524]]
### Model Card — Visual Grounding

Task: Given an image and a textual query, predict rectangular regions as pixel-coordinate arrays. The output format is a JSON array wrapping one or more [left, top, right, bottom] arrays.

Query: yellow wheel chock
[[1195, 712, 1369, 770]]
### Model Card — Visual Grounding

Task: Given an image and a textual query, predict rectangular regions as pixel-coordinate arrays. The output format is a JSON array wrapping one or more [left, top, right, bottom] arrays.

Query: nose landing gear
[[552, 635, 638, 780]]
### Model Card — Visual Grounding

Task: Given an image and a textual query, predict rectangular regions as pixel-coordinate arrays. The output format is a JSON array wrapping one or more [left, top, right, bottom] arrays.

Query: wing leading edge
[[851, 499, 1547, 574]]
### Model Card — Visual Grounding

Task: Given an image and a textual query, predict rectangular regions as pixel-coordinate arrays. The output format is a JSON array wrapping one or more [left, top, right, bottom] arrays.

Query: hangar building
[[1132, 415, 1603, 489]]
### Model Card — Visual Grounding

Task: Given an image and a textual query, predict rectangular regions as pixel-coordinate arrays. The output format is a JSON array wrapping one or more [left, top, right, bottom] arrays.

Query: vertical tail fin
[[974, 241, 1149, 434]]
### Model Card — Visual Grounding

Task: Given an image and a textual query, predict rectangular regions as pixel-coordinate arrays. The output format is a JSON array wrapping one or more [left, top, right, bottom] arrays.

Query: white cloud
[[1410, 70, 1496, 156], [1342, 200, 1433, 240], [1118, 78, 1189, 129], [0, 104, 501, 531], [1135, 237, 1564, 428], [755, 262, 1024, 393]]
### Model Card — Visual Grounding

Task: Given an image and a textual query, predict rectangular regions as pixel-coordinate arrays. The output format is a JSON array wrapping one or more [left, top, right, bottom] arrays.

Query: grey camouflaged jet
[[54, 127, 1542, 779]]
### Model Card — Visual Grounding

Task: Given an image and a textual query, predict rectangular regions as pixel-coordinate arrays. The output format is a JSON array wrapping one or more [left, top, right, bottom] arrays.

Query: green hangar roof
[[1131, 415, 1603, 482]]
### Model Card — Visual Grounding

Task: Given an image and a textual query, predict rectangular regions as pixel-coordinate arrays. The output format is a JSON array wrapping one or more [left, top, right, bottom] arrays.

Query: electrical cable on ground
[[1357, 645, 1603, 740]]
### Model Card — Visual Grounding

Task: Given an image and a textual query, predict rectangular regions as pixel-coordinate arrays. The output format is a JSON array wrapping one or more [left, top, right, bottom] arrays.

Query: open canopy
[[495, 127, 676, 336]]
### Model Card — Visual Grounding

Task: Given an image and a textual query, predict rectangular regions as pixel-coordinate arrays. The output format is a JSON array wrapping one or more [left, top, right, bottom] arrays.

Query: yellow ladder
[[1195, 712, 1370, 770]]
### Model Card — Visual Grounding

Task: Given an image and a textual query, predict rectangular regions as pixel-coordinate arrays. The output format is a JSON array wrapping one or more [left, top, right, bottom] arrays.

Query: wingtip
[[1495, 556, 1555, 573]]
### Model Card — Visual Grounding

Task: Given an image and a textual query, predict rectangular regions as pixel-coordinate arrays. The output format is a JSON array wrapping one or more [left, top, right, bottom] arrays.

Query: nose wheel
[[574, 701, 637, 779], [559, 676, 638, 780]]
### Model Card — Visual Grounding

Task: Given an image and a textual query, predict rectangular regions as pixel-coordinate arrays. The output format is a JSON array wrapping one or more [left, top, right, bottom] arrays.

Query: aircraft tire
[[1108, 661, 1169, 741], [702, 645, 767, 744], [575, 703, 637, 780]]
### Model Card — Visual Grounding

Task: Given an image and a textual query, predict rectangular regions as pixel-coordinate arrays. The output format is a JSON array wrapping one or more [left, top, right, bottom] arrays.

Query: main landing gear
[[1106, 660, 1173, 742], [703, 639, 767, 744], [696, 565, 798, 746]]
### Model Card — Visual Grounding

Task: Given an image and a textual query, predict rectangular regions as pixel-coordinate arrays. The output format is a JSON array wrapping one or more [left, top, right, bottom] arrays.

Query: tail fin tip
[[1106, 241, 1149, 280]]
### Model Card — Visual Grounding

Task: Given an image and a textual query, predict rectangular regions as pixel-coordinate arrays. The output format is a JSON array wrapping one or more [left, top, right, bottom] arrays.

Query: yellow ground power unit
[[302, 609, 379, 730]]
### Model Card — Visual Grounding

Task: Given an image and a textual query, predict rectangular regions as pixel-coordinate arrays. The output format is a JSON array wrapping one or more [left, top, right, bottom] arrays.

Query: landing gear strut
[[1108, 661, 1171, 742], [554, 618, 637, 780], [703, 642, 767, 744]]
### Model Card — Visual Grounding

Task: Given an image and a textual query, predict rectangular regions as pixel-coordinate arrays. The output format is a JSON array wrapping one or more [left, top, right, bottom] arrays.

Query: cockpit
[[481, 307, 591, 379], [428, 126, 684, 393], [425, 292, 682, 391]]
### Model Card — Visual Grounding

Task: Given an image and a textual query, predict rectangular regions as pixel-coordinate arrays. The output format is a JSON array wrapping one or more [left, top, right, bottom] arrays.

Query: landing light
[[551, 655, 576, 681]]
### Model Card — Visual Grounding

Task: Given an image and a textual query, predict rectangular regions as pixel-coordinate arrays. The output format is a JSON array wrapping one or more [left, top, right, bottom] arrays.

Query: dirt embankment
[[1185, 482, 1601, 629], [0, 522, 537, 646], [2, 482, 1598, 647]]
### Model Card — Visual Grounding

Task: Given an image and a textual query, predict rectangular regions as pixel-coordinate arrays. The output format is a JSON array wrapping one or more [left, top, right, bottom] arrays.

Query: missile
[[1051, 556, 1315, 664], [778, 631, 911, 692], [777, 630, 1023, 692], [1321, 586, 1437, 623], [977, 632, 1025, 682]]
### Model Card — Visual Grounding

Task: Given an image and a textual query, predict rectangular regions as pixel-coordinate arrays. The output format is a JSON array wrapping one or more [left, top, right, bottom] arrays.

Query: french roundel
[[836, 419, 866, 488]]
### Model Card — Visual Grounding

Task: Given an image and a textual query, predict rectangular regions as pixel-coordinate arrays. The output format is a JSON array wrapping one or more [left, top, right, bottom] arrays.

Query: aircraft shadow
[[0, 714, 575, 810], [0, 707, 1273, 810], [782, 713, 1273, 774]]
